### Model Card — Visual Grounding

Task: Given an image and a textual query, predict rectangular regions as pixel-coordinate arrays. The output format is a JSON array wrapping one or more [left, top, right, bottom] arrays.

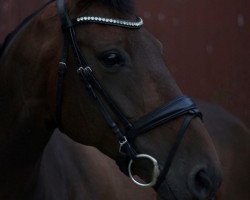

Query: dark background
[[0, 0, 249, 128]]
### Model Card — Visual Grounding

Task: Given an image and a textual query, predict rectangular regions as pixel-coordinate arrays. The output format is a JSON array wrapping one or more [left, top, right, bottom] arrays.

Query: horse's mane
[[0, 0, 55, 58], [0, 14, 37, 58]]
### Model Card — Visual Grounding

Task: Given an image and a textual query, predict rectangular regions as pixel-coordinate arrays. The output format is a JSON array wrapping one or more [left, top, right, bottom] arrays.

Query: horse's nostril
[[188, 167, 220, 199], [195, 170, 212, 195]]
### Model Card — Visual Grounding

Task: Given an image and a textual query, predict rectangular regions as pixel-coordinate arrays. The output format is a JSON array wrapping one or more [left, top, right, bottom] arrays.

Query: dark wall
[[136, 0, 250, 129], [0, 0, 249, 128]]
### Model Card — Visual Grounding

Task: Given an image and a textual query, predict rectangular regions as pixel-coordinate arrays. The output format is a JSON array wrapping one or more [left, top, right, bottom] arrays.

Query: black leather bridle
[[56, 0, 202, 189]]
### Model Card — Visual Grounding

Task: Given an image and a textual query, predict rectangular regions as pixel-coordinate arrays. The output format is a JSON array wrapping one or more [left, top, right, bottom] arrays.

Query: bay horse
[[0, 0, 236, 199]]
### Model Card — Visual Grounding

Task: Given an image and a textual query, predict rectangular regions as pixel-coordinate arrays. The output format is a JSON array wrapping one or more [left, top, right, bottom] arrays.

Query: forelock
[[97, 0, 134, 14]]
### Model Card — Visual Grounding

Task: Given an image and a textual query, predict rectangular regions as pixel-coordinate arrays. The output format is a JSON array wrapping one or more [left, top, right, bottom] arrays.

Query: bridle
[[55, 0, 202, 189]]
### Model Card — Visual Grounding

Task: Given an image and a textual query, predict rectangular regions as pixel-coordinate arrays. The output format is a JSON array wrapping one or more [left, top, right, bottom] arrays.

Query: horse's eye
[[99, 51, 124, 68]]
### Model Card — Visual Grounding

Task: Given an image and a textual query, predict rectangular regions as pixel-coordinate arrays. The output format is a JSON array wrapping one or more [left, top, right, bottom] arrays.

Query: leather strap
[[55, 35, 68, 125], [154, 114, 197, 189], [128, 96, 202, 139]]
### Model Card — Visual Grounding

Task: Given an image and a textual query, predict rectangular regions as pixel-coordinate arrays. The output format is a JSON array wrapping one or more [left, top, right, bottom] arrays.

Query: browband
[[72, 16, 143, 29]]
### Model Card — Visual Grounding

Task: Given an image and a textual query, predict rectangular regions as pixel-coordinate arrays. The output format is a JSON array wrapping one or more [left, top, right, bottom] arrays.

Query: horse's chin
[[156, 181, 217, 200], [157, 192, 176, 200], [156, 182, 178, 200]]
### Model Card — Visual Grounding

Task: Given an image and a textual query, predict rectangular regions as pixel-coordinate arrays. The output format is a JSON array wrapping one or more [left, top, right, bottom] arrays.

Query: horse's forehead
[[66, 0, 143, 49], [71, 3, 161, 61], [75, 25, 150, 53], [75, 26, 126, 51]]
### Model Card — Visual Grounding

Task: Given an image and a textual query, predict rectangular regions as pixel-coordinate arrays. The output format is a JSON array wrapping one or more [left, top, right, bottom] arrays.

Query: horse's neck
[[0, 77, 55, 199], [0, 16, 57, 199], [34, 130, 156, 200]]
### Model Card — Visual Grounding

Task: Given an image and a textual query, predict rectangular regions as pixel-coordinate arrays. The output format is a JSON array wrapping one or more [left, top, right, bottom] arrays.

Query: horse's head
[[43, 0, 222, 199]]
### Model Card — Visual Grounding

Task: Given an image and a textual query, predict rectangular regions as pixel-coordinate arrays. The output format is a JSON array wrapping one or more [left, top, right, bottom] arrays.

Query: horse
[[0, 0, 227, 199]]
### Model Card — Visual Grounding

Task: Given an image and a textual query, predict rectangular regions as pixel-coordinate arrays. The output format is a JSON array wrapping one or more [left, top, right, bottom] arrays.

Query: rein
[[56, 0, 202, 189]]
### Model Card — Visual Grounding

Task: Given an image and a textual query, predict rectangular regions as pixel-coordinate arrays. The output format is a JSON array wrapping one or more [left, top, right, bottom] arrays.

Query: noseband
[[56, 0, 202, 189]]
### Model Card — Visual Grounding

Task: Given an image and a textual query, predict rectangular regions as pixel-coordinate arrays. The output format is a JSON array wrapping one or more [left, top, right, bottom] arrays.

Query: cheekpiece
[[72, 16, 143, 29]]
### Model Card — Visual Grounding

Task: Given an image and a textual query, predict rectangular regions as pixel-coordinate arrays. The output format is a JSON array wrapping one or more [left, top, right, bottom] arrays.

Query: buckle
[[119, 136, 128, 155], [59, 61, 67, 68], [77, 66, 92, 73], [58, 62, 67, 75], [77, 66, 92, 74]]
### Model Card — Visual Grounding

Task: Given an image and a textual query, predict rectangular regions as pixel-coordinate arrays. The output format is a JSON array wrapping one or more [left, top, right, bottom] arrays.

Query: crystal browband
[[72, 16, 143, 29]]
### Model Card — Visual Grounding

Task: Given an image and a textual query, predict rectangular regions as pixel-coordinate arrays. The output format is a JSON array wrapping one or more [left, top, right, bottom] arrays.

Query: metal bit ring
[[128, 154, 160, 187]]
